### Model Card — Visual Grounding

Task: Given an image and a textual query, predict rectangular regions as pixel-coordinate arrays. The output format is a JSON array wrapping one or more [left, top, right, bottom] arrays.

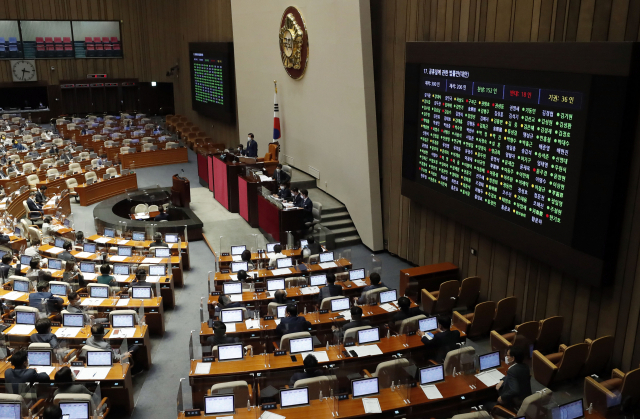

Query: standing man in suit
[[417, 315, 460, 363], [35, 186, 47, 205], [243, 133, 258, 158], [317, 273, 342, 303], [26, 191, 43, 217], [272, 164, 290, 185], [486, 345, 532, 411], [298, 189, 313, 224]]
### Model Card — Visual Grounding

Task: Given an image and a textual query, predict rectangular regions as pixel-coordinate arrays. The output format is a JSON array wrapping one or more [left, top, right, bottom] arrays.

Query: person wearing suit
[[298, 189, 313, 224], [205, 321, 240, 347], [289, 187, 304, 207], [243, 133, 258, 158], [485, 345, 532, 411], [149, 232, 169, 248], [212, 295, 244, 315], [35, 186, 47, 205], [31, 318, 60, 349], [29, 281, 64, 311], [53, 367, 92, 396], [289, 354, 324, 386], [392, 296, 424, 322], [417, 315, 460, 363], [272, 164, 291, 185], [276, 305, 312, 337], [154, 207, 170, 221], [26, 191, 44, 217], [304, 236, 322, 256], [341, 306, 371, 332], [356, 272, 386, 304], [62, 150, 73, 163], [5, 349, 51, 391], [317, 273, 343, 303], [276, 183, 292, 200]]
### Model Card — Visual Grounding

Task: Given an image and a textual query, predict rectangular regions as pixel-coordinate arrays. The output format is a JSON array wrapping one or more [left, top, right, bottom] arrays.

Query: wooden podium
[[171, 174, 191, 208]]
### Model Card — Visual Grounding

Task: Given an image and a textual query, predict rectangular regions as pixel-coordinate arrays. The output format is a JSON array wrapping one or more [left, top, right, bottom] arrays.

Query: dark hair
[[241, 249, 252, 262], [135, 268, 146, 281], [35, 318, 52, 334], [237, 270, 247, 281], [307, 236, 315, 244], [68, 291, 79, 301], [44, 216, 52, 223], [219, 295, 232, 307], [75, 231, 84, 242], [397, 296, 411, 312], [350, 306, 363, 320], [213, 320, 227, 337], [248, 133, 254, 138], [437, 315, 451, 330], [276, 163, 282, 169], [30, 258, 40, 269], [100, 264, 111, 275], [326, 273, 336, 284], [303, 353, 318, 371], [154, 232, 162, 242], [63, 241, 72, 250], [43, 405, 63, 419], [10, 349, 27, 367], [54, 366, 73, 383], [2, 254, 12, 264], [274, 289, 287, 304], [37, 281, 48, 292], [158, 206, 165, 213], [273, 244, 282, 254], [286, 304, 298, 317], [291, 187, 299, 193], [369, 272, 381, 285], [509, 345, 525, 363], [301, 189, 308, 196], [42, 272, 53, 282], [39, 185, 47, 191], [91, 324, 105, 338]]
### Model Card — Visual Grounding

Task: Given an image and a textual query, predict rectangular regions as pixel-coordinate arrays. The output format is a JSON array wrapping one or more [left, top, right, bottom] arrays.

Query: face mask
[[248, 137, 251, 141], [280, 186, 285, 190], [504, 356, 511, 364]]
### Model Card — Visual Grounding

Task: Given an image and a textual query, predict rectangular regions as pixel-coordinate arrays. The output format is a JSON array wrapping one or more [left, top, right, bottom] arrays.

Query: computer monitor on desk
[[131, 286, 152, 299], [27, 350, 51, 367], [112, 313, 135, 328], [50, 283, 68, 296], [319, 252, 334, 263], [149, 264, 166, 276], [419, 364, 445, 385], [231, 262, 248, 273], [330, 297, 350, 312], [132, 232, 146, 241], [419, 316, 438, 332], [289, 337, 313, 354], [59, 402, 90, 419], [552, 399, 584, 419], [280, 388, 310, 409], [309, 274, 326, 286], [20, 255, 32, 265], [204, 395, 235, 415], [155, 247, 170, 258], [220, 308, 244, 324], [277, 305, 288, 318], [478, 351, 501, 372], [357, 327, 380, 345], [218, 343, 244, 362], [104, 228, 115, 238], [16, 311, 36, 325], [83, 243, 96, 253], [48, 259, 62, 270], [351, 377, 379, 398], [63, 313, 84, 327], [0, 402, 20, 419], [231, 245, 246, 256], [54, 237, 66, 248], [276, 258, 293, 269], [348, 268, 365, 281], [266, 242, 279, 253], [223, 282, 242, 295], [80, 262, 95, 274], [13, 279, 30, 293], [118, 246, 132, 257], [165, 233, 178, 243], [90, 286, 109, 298], [113, 264, 129, 275], [267, 279, 285, 291], [87, 351, 113, 367]]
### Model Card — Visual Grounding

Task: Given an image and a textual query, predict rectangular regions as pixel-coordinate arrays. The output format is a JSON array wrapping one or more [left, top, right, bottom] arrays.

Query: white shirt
[[268, 252, 287, 268], [24, 246, 39, 257], [42, 223, 54, 236]]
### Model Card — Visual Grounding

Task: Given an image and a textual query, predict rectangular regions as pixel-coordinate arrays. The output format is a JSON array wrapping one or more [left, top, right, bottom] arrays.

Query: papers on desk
[[245, 319, 260, 329], [75, 367, 110, 380], [339, 310, 352, 321], [95, 237, 111, 244], [266, 291, 275, 299], [81, 298, 105, 306], [475, 369, 505, 387], [114, 275, 129, 283], [145, 276, 161, 283], [142, 258, 163, 264], [380, 303, 398, 312], [271, 268, 292, 276], [231, 255, 242, 262], [352, 279, 367, 287], [319, 262, 338, 269], [109, 256, 127, 262], [229, 294, 243, 302], [168, 243, 177, 248], [83, 273, 97, 281], [260, 411, 286, 419], [300, 286, 319, 295], [194, 362, 212, 375], [2, 291, 26, 300], [362, 398, 382, 414], [117, 240, 130, 245], [111, 328, 136, 338], [48, 247, 65, 255], [421, 384, 443, 399], [224, 323, 236, 332], [34, 366, 55, 376], [274, 319, 281, 326], [6, 325, 34, 335], [299, 351, 329, 363], [350, 344, 383, 357], [135, 213, 150, 219], [229, 274, 238, 281], [55, 327, 82, 338], [116, 299, 131, 307], [74, 252, 94, 259], [259, 175, 272, 182]]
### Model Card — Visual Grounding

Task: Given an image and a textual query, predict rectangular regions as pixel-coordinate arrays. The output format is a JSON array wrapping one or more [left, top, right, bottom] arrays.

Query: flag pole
[[274, 80, 277, 93]]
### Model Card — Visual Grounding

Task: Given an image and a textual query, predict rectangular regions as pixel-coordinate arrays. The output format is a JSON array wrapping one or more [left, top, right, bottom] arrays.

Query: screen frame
[[419, 364, 445, 385], [63, 313, 84, 327], [86, 350, 113, 367], [267, 279, 285, 291], [204, 395, 235, 415], [289, 337, 313, 354], [220, 308, 244, 324], [27, 350, 52, 366], [351, 377, 379, 399], [330, 297, 350, 312], [553, 399, 584, 419], [217, 343, 244, 362], [279, 387, 310, 409], [59, 402, 90, 419], [478, 351, 502, 372], [357, 327, 380, 345], [112, 314, 135, 328], [131, 286, 153, 299]]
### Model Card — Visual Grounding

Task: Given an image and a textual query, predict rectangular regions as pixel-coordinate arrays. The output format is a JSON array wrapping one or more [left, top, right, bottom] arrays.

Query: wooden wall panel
[[372, 0, 640, 371], [0, 0, 238, 146]]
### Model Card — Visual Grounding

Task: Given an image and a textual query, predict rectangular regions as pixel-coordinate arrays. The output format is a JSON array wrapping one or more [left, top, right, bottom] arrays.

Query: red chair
[[54, 37, 62, 44], [86, 43, 95, 57], [93, 37, 101, 43], [35, 37, 44, 44], [112, 43, 121, 55], [95, 43, 104, 56], [110, 37, 118, 43], [102, 37, 109, 43], [85, 37, 92, 43], [63, 37, 71, 44], [44, 37, 53, 44]]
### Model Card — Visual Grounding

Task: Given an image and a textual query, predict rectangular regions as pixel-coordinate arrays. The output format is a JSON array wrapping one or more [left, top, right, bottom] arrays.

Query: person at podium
[[275, 183, 291, 200], [272, 164, 290, 185], [242, 133, 258, 158], [289, 187, 303, 207]]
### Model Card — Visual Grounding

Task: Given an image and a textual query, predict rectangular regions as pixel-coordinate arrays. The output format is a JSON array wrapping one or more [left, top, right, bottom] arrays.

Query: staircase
[[321, 207, 361, 248]]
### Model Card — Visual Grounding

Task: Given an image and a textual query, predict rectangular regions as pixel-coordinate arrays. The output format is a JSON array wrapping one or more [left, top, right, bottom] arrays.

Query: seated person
[[304, 236, 321, 256], [66, 291, 92, 324], [75, 231, 85, 245], [212, 294, 244, 314], [289, 354, 323, 386], [274, 289, 295, 305], [275, 305, 312, 337], [149, 232, 168, 248], [154, 206, 170, 221], [268, 244, 287, 267], [85, 324, 132, 361], [0, 253, 13, 280], [356, 272, 386, 304], [485, 345, 532, 411], [30, 318, 59, 349], [276, 183, 292, 200], [289, 187, 303, 206], [35, 186, 47, 204], [53, 367, 92, 396], [97, 264, 116, 286], [43, 406, 63, 419], [241, 249, 255, 270], [24, 239, 40, 257], [29, 281, 64, 311], [417, 315, 460, 363], [205, 320, 240, 347], [42, 217, 56, 237], [317, 273, 342, 303], [272, 163, 290, 185], [341, 306, 371, 332], [392, 296, 423, 322], [58, 241, 76, 262], [62, 261, 83, 284], [26, 258, 43, 283], [5, 349, 51, 389], [26, 191, 44, 217], [131, 268, 148, 286]]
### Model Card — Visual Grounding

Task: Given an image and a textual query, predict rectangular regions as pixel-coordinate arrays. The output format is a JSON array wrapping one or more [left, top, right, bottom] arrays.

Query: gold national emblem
[[279, 6, 308, 80]]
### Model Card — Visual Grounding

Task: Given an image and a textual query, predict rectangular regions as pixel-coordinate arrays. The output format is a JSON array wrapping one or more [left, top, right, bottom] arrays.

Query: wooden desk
[[75, 172, 138, 206], [217, 248, 303, 267], [120, 147, 189, 169], [130, 211, 160, 220], [212, 155, 244, 213], [2, 324, 152, 370], [43, 193, 72, 218], [399, 262, 460, 299], [257, 194, 303, 242], [0, 362, 134, 414], [37, 166, 114, 192], [74, 296, 165, 336], [238, 175, 275, 228]]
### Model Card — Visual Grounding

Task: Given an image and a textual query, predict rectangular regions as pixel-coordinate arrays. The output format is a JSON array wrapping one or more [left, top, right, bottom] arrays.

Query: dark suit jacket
[[0, 263, 11, 281], [342, 319, 371, 332], [277, 188, 292, 200], [245, 139, 258, 158], [392, 307, 424, 322], [5, 368, 50, 390], [30, 332, 59, 349], [29, 292, 63, 310], [305, 242, 321, 255], [498, 363, 532, 406], [276, 316, 312, 337], [35, 191, 46, 204], [289, 369, 323, 386], [154, 213, 170, 221], [273, 170, 291, 185], [421, 329, 461, 363], [317, 284, 343, 303], [300, 197, 313, 223], [205, 334, 240, 347], [26, 198, 42, 214], [59, 251, 76, 262], [291, 194, 304, 207], [357, 283, 387, 304]]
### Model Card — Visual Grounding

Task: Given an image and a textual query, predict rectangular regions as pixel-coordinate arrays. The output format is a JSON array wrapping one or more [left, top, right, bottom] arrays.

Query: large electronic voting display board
[[402, 43, 640, 285]]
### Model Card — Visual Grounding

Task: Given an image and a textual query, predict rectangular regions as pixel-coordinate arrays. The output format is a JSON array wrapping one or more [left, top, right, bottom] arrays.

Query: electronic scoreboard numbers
[[192, 53, 225, 106], [415, 66, 588, 244]]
